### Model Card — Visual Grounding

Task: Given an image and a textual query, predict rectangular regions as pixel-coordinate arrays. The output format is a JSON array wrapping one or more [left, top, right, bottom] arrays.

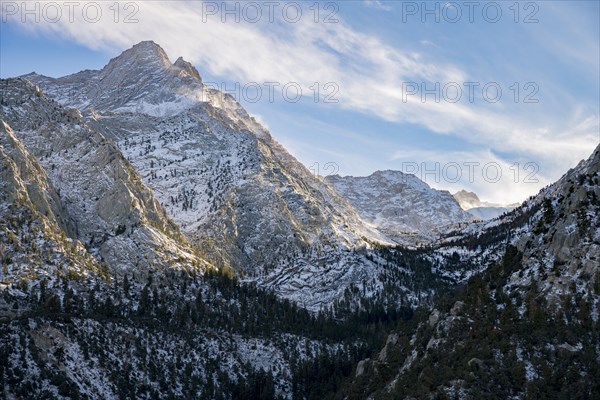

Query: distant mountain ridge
[[453, 189, 520, 220], [327, 170, 475, 244]]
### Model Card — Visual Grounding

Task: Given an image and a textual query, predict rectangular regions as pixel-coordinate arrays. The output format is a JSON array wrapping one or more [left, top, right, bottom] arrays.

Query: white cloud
[[251, 113, 269, 130], [390, 148, 554, 204], [363, 1, 392, 11], [419, 40, 439, 48]]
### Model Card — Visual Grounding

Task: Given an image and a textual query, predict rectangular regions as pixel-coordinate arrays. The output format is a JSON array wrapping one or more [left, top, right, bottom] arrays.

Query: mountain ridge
[[20, 41, 482, 310], [0, 77, 214, 280]]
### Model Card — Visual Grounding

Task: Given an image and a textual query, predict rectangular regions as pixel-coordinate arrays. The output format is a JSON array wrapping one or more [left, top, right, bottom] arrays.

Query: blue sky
[[1, 0, 599, 203]]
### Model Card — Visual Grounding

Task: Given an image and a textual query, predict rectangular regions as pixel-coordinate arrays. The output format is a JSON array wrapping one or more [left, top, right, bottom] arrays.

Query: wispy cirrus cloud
[[390, 147, 553, 204], [363, 0, 392, 11], [2, 1, 598, 202]]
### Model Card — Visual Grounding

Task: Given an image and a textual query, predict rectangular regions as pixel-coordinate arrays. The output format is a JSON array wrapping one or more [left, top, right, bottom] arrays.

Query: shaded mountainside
[[0, 268, 383, 400], [339, 144, 600, 399], [0, 121, 106, 290], [0, 227, 474, 399]]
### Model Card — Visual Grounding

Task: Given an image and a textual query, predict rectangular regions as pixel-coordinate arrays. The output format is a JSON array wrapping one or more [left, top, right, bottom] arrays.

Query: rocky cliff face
[[510, 144, 600, 305], [1, 120, 73, 237], [0, 78, 212, 279], [0, 120, 103, 287]]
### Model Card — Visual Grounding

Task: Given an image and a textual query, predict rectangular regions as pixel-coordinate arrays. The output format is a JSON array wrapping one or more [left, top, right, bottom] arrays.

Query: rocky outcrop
[[0, 121, 74, 236]]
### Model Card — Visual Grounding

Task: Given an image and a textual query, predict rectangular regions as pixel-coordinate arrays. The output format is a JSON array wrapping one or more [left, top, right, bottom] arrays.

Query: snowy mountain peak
[[330, 170, 431, 194], [99, 40, 198, 86], [105, 41, 202, 83], [25, 41, 208, 117], [372, 169, 431, 191], [133, 40, 165, 52], [104, 40, 172, 71]]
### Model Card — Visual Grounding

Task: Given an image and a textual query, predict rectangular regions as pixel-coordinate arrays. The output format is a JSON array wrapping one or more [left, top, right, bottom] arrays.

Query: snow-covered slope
[[22, 41, 494, 309], [327, 171, 475, 244], [441, 144, 600, 301], [508, 145, 600, 304], [0, 120, 106, 286]]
